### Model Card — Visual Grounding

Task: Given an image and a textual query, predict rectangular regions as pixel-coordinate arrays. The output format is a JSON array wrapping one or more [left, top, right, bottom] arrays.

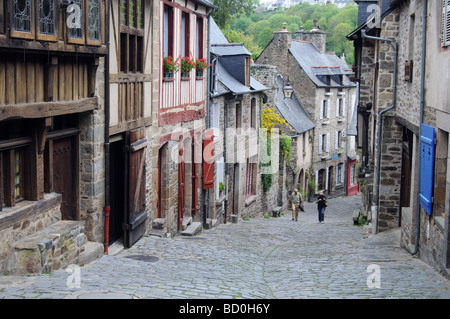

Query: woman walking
[[316, 191, 327, 223]]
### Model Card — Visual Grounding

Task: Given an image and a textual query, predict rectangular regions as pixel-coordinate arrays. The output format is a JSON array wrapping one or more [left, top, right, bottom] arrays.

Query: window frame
[[120, 0, 145, 74], [10, 0, 35, 40], [86, 0, 103, 46], [36, 0, 58, 42], [443, 0, 450, 47]]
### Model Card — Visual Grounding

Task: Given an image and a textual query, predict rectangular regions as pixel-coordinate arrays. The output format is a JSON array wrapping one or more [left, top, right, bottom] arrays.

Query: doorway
[[109, 136, 126, 245], [53, 136, 78, 221]]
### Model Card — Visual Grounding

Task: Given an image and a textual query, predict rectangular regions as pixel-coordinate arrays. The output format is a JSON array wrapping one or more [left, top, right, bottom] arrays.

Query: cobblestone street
[[1, 195, 449, 300]]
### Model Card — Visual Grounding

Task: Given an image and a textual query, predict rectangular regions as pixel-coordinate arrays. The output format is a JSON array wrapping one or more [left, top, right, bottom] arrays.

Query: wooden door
[[53, 137, 78, 220], [125, 127, 147, 248]]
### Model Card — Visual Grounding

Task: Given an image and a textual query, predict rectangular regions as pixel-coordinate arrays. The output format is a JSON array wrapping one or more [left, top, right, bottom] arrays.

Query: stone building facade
[[257, 23, 357, 198], [348, 0, 450, 277]]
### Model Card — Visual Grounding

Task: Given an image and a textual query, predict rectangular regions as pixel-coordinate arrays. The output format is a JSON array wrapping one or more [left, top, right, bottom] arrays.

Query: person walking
[[290, 189, 302, 221], [316, 191, 327, 223]]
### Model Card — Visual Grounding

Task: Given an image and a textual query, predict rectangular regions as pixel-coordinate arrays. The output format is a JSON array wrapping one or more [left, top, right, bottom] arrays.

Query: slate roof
[[212, 60, 267, 97], [210, 18, 267, 97], [209, 18, 229, 45], [276, 75, 315, 134], [289, 41, 355, 88]]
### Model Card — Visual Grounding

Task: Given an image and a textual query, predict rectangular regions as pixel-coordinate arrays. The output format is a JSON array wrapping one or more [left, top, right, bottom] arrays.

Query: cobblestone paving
[[1, 195, 449, 299]]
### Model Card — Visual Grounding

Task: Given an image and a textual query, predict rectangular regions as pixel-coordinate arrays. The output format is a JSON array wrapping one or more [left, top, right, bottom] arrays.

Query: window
[[320, 100, 329, 120], [337, 99, 344, 117], [246, 158, 256, 198], [250, 98, 256, 130], [11, 0, 34, 39], [235, 102, 242, 131], [120, 0, 144, 73], [181, 12, 190, 59], [337, 164, 343, 185], [196, 16, 204, 60], [38, 0, 56, 40], [87, 0, 101, 43], [0, 1, 5, 34], [1, 147, 27, 210], [319, 133, 329, 154], [163, 4, 174, 58], [9, 0, 101, 44], [443, 0, 450, 47]]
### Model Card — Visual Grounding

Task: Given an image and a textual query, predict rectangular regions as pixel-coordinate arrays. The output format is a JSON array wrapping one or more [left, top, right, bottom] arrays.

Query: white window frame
[[443, 0, 450, 47]]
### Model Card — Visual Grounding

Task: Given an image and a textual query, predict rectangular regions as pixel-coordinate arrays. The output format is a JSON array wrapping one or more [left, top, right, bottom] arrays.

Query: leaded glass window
[[88, 0, 100, 41], [120, 0, 143, 29], [69, 0, 83, 39], [39, 0, 55, 36], [12, 0, 32, 33]]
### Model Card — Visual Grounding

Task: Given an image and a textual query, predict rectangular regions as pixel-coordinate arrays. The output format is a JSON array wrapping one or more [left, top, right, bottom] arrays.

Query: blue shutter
[[419, 124, 435, 215]]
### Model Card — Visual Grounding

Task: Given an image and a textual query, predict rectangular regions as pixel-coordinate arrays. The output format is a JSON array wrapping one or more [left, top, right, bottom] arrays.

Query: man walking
[[290, 189, 302, 221]]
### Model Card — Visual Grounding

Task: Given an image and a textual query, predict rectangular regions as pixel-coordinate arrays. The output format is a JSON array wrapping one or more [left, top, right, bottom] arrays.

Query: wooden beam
[[0, 97, 98, 121], [44, 56, 58, 102]]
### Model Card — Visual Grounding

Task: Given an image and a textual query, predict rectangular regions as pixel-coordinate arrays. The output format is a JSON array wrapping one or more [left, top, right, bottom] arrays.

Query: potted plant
[[163, 56, 179, 78], [180, 57, 196, 78], [196, 58, 210, 77], [219, 181, 225, 197]]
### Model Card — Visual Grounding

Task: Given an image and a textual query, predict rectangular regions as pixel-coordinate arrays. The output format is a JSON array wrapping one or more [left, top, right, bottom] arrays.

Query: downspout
[[344, 86, 351, 196], [411, 0, 428, 255], [361, 29, 398, 234], [103, 0, 111, 254], [202, 6, 216, 226]]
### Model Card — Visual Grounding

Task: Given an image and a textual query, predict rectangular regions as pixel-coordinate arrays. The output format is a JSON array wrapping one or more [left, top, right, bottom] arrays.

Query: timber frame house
[[0, 0, 107, 274]]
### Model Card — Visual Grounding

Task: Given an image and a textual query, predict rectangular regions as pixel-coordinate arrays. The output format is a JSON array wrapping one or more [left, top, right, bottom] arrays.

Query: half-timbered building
[[0, 0, 107, 274], [107, 0, 159, 250], [150, 0, 215, 237]]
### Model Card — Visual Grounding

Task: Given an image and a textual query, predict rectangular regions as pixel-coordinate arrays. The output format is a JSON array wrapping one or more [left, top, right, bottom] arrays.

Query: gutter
[[411, 0, 428, 256], [361, 29, 398, 235]]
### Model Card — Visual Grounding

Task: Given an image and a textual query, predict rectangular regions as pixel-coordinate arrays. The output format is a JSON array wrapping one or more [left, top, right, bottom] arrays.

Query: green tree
[[212, 0, 259, 29]]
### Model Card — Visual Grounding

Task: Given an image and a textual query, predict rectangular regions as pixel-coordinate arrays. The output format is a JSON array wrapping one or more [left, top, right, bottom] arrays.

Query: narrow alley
[[0, 195, 449, 300]]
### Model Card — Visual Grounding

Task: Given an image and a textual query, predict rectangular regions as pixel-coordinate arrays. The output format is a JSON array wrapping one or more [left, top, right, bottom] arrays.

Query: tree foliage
[[212, 0, 260, 29], [225, 2, 358, 65]]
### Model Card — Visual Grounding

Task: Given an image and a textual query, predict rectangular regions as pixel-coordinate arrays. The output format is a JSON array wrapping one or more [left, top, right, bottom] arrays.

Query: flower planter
[[196, 71, 204, 77], [164, 72, 174, 79]]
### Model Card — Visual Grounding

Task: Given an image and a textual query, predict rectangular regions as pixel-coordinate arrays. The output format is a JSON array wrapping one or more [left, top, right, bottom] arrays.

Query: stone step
[[180, 222, 202, 236], [6, 220, 86, 275], [79, 241, 104, 266], [182, 217, 193, 230]]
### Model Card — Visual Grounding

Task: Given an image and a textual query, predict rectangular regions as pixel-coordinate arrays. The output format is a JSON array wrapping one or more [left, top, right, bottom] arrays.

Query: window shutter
[[325, 167, 329, 191], [419, 124, 435, 215], [315, 171, 319, 193], [343, 98, 346, 118], [203, 129, 214, 189], [335, 131, 338, 149], [326, 133, 330, 153], [336, 100, 339, 118], [327, 100, 331, 119], [443, 0, 450, 47], [320, 102, 324, 120], [319, 135, 323, 154]]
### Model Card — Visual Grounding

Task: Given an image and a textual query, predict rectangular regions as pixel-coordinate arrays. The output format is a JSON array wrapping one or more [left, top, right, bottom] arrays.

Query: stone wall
[[79, 57, 106, 243], [0, 193, 62, 274]]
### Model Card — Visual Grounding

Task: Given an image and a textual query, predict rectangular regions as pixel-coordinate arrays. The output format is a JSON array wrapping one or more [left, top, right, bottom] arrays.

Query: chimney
[[273, 22, 292, 50], [295, 19, 327, 53]]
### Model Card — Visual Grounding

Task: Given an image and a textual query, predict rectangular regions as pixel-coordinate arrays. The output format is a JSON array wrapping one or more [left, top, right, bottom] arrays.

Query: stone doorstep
[[79, 241, 104, 266], [180, 222, 202, 236], [272, 206, 282, 218], [8, 220, 86, 275]]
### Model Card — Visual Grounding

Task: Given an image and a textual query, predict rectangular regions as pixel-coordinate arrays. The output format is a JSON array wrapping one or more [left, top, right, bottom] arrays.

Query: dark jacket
[[317, 195, 327, 209]]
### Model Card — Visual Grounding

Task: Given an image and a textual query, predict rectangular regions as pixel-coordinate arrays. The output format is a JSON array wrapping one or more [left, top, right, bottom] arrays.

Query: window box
[[321, 119, 330, 125], [338, 148, 344, 155], [320, 153, 329, 160], [337, 116, 344, 123]]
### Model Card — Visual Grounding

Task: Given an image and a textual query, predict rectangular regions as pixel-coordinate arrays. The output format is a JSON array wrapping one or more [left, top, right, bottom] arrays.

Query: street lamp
[[283, 82, 293, 99]]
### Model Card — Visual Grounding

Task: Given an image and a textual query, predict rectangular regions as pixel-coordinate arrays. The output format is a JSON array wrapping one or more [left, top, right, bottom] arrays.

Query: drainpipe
[[202, 6, 216, 227], [361, 29, 398, 234], [103, 0, 111, 254], [411, 0, 428, 256]]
